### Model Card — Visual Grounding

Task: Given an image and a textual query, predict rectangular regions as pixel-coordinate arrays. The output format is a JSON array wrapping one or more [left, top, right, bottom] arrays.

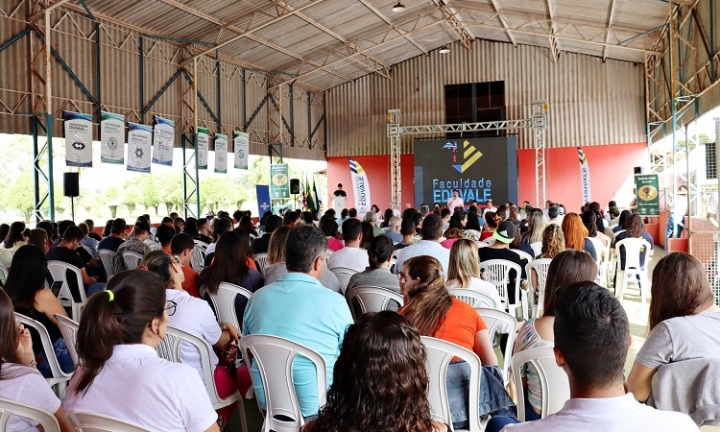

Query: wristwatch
[[220, 324, 228, 332]]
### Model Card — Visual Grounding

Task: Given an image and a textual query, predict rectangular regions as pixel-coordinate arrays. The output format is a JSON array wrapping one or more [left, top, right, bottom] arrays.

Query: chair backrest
[[147, 242, 162, 252], [345, 286, 404, 320], [509, 248, 533, 263], [254, 253, 269, 276], [420, 336, 482, 432], [615, 238, 652, 271], [239, 334, 327, 432], [529, 241, 543, 257], [613, 229, 626, 238], [193, 240, 208, 250], [0, 264, 7, 284], [156, 325, 236, 408], [511, 347, 570, 421], [207, 282, 253, 330], [475, 307, 517, 385], [525, 258, 552, 316], [46, 261, 86, 320], [80, 244, 95, 257], [67, 411, 152, 432], [330, 267, 358, 294], [121, 251, 143, 270], [0, 398, 60, 432], [97, 250, 116, 278], [478, 259, 522, 308], [54, 314, 80, 367], [15, 313, 71, 381], [190, 246, 206, 272], [448, 288, 500, 310]]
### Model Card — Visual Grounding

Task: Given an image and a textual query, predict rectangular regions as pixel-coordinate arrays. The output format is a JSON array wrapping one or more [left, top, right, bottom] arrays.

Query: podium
[[333, 196, 347, 213]]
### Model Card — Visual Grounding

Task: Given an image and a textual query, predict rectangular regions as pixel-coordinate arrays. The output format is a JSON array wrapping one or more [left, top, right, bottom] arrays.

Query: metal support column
[[181, 60, 200, 218], [387, 109, 402, 211], [532, 100, 548, 207]]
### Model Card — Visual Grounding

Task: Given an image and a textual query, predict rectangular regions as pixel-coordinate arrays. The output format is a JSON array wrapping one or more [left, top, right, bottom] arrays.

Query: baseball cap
[[493, 220, 517, 244], [206, 210, 215, 217]]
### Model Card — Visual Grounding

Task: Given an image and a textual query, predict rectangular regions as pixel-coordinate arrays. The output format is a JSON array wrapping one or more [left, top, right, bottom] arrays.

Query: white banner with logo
[[234, 131, 249, 169], [100, 111, 125, 164], [127, 122, 152, 173], [349, 158, 372, 215], [197, 127, 209, 170], [64, 111, 93, 167], [151, 116, 175, 166], [578, 147, 591, 204], [214, 133, 228, 174]]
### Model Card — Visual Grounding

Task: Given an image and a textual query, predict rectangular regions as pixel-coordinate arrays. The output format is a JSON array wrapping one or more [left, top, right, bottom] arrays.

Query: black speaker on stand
[[64, 172, 79, 222], [290, 179, 300, 209]]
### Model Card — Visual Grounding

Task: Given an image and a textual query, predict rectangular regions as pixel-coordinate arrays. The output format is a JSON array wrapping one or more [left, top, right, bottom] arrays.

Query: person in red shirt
[[170, 233, 200, 298]]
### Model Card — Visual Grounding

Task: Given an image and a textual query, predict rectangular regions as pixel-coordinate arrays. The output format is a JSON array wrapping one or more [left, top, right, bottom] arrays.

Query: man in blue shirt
[[243, 225, 353, 419]]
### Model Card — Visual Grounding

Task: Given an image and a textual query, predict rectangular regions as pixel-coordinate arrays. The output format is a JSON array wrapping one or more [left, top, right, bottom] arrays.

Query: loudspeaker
[[290, 178, 300, 194], [633, 166, 642, 175], [64, 172, 79, 197]]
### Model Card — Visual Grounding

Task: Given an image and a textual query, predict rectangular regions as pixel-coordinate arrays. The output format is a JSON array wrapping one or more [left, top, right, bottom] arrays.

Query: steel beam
[[358, 0, 428, 55], [545, 0, 560, 63], [28, 0, 72, 22], [602, 0, 618, 61], [487, 0, 517, 47], [431, 0, 474, 50]]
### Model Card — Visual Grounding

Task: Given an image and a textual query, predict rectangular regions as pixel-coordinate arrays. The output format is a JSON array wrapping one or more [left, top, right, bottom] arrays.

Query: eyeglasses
[[165, 300, 177, 316]]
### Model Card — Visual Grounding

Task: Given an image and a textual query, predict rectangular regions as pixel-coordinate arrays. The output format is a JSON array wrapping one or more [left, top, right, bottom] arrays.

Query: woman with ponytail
[[479, 211, 502, 241], [398, 256, 515, 429], [65, 270, 220, 432]]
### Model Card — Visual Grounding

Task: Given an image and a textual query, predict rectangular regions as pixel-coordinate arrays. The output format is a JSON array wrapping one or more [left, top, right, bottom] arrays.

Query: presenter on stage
[[333, 183, 347, 197], [447, 189, 464, 210]]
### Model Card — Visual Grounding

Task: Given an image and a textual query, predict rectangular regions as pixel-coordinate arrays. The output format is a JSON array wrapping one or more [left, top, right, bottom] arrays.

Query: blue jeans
[[665, 213, 684, 240], [86, 282, 106, 296], [37, 337, 75, 378], [447, 361, 516, 429], [486, 416, 521, 432]]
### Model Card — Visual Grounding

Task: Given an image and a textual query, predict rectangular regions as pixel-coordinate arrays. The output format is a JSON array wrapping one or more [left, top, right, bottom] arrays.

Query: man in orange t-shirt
[[170, 232, 200, 297]]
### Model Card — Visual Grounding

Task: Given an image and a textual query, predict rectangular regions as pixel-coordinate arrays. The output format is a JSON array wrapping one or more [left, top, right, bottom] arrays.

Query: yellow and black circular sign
[[273, 173, 288, 186], [638, 185, 658, 201]]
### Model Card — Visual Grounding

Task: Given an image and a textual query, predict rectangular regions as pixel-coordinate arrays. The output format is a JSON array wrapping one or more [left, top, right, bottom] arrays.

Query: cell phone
[[50, 281, 63, 297]]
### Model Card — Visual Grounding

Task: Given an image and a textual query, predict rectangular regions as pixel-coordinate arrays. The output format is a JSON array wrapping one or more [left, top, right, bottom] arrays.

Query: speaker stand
[[70, 196, 75, 222]]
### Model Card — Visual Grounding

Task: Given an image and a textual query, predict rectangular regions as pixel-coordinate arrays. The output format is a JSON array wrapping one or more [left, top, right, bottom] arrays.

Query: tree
[[6, 172, 35, 221], [676, 133, 713, 153], [121, 180, 143, 214], [141, 176, 161, 215], [158, 173, 183, 214], [201, 177, 236, 211]]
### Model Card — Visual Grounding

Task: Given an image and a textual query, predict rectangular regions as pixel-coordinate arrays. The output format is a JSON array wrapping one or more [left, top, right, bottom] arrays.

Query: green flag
[[312, 178, 319, 211], [306, 175, 316, 211]]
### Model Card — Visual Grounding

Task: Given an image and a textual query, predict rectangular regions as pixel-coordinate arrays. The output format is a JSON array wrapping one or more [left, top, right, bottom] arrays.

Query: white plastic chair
[[614, 238, 652, 303], [475, 307, 517, 385], [529, 242, 543, 257], [448, 288, 500, 310], [0, 264, 7, 284], [254, 253, 269, 276], [47, 260, 87, 321], [0, 398, 60, 432], [525, 258, 552, 318], [509, 248, 533, 263], [479, 259, 528, 320], [15, 313, 72, 396], [420, 336, 482, 432], [157, 326, 248, 432], [330, 267, 358, 295], [54, 314, 80, 367], [345, 286, 404, 320], [121, 251, 143, 271], [67, 411, 151, 432], [586, 236, 605, 286], [98, 250, 116, 279], [147, 242, 162, 252], [511, 347, 570, 421], [80, 244, 95, 258], [207, 282, 253, 330], [190, 242, 207, 271], [239, 334, 327, 432]]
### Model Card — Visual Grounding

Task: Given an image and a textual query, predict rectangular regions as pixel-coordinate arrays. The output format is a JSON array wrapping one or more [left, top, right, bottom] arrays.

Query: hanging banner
[[151, 116, 175, 166], [349, 158, 372, 215], [100, 111, 125, 164], [270, 164, 290, 199], [64, 111, 93, 167], [197, 127, 209, 170], [257, 185, 271, 216], [127, 123, 152, 173], [214, 133, 228, 174], [577, 147, 591, 204], [635, 174, 660, 217], [233, 131, 250, 169]]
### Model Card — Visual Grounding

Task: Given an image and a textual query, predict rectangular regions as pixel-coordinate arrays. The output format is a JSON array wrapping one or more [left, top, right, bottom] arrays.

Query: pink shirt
[[448, 197, 464, 209]]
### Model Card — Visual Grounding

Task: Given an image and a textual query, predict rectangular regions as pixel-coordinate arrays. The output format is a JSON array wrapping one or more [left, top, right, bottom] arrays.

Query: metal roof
[[69, 0, 670, 91]]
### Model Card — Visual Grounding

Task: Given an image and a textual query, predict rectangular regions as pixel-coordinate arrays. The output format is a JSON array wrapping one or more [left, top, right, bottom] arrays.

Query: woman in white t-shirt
[[65, 270, 220, 432], [0, 289, 73, 432], [627, 252, 720, 403], [445, 239, 502, 308]]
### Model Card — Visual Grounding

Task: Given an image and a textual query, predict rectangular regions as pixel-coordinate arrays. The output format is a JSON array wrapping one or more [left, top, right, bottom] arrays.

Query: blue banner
[[256, 185, 271, 216]]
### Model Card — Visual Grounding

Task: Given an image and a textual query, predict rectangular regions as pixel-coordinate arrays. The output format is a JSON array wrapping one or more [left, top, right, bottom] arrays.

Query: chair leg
[[237, 399, 248, 432]]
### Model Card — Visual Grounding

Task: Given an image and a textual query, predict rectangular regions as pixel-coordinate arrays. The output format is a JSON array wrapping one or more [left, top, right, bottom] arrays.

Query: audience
[[384, 215, 403, 243], [113, 220, 152, 273], [170, 233, 200, 297], [155, 223, 176, 254], [327, 219, 369, 273], [346, 235, 401, 310], [394, 214, 450, 273], [2, 221, 26, 253], [360, 221, 375, 250], [539, 224, 565, 258], [319, 217, 344, 251], [97, 218, 126, 252], [243, 225, 353, 420], [615, 213, 654, 270], [478, 220, 523, 306], [445, 239, 502, 307], [521, 211, 546, 245], [25, 228, 50, 254], [304, 312, 447, 432], [46, 226, 105, 296], [440, 227, 464, 249], [480, 211, 501, 241], [561, 213, 597, 260], [252, 214, 281, 254], [65, 270, 220, 432], [194, 217, 214, 245], [394, 218, 416, 250]]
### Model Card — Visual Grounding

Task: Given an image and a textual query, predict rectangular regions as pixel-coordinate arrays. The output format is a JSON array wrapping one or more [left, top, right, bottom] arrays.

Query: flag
[[301, 175, 307, 209], [256, 185, 271, 216], [311, 178, 319, 211], [307, 175, 316, 211]]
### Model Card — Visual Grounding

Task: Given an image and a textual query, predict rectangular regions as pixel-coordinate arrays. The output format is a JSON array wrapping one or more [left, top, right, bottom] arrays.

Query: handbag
[[214, 343, 239, 376]]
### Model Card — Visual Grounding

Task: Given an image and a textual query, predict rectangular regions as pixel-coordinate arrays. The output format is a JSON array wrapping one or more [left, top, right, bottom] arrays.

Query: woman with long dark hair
[[320, 216, 344, 252], [465, 206, 482, 233], [480, 212, 501, 241], [627, 252, 720, 403], [513, 250, 597, 420], [4, 245, 74, 378], [65, 270, 220, 431], [199, 231, 264, 324], [381, 208, 394, 228], [615, 213, 654, 271], [0, 288, 73, 432], [239, 215, 258, 237], [2, 221, 26, 252], [399, 256, 514, 428], [304, 312, 446, 432]]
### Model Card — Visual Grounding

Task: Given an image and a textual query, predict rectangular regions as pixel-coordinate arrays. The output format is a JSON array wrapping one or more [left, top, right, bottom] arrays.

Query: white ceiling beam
[[357, 0, 429, 55], [28, 0, 72, 21], [545, 0, 560, 63], [487, 0, 518, 47], [602, 0, 618, 61], [432, 0, 474, 50]]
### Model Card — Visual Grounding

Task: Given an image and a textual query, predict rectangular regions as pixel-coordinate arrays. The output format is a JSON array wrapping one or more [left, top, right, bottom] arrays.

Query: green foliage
[[6, 172, 35, 221], [121, 180, 142, 214], [676, 133, 712, 153], [141, 176, 161, 214]]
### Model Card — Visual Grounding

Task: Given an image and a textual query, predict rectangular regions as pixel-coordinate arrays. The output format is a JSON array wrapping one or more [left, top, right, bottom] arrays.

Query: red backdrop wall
[[327, 143, 647, 213]]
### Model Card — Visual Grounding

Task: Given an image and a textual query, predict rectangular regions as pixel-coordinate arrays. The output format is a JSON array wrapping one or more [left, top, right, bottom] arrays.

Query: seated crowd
[[0, 197, 711, 432]]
